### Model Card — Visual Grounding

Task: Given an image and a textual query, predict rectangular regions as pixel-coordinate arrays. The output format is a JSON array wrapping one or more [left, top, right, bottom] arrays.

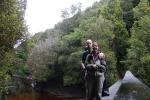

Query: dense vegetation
[[0, 0, 150, 99], [27, 0, 150, 86], [125, 0, 150, 86], [27, 0, 118, 87], [0, 0, 27, 98]]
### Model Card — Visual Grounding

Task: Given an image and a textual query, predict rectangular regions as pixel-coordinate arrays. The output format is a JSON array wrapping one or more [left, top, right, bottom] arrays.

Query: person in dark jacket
[[81, 39, 93, 70]]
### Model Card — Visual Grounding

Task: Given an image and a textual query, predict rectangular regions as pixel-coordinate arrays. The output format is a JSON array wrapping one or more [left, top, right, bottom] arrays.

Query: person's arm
[[80, 61, 86, 69], [81, 52, 86, 69]]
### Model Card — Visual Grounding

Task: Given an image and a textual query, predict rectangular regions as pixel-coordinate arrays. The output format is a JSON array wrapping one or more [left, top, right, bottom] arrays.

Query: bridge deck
[[102, 80, 121, 100]]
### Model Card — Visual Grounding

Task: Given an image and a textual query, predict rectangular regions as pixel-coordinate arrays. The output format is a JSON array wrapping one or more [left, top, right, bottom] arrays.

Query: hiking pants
[[85, 73, 105, 100]]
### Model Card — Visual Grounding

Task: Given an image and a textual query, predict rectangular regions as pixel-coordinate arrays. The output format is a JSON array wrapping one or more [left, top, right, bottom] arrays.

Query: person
[[85, 42, 105, 100], [80, 39, 93, 99], [99, 53, 110, 97], [81, 39, 93, 70]]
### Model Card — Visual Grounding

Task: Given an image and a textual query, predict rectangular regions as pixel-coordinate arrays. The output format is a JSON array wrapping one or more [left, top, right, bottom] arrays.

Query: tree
[[101, 0, 129, 78], [126, 0, 150, 86], [120, 0, 140, 37], [27, 29, 61, 82], [61, 3, 82, 19], [61, 8, 70, 19], [0, 0, 27, 98]]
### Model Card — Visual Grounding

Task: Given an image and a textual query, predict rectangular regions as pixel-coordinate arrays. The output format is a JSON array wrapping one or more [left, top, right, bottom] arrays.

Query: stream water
[[8, 91, 78, 100]]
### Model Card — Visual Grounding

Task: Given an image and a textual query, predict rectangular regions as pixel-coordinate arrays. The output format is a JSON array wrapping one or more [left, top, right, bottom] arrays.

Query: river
[[8, 91, 83, 100]]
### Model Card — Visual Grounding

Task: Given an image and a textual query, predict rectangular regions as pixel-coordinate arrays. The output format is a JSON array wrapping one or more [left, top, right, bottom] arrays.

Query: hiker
[[81, 39, 93, 70], [99, 53, 109, 97], [85, 42, 105, 100]]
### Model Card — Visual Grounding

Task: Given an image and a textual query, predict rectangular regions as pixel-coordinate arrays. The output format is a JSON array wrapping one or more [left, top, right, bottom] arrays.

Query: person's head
[[86, 39, 92, 48], [92, 41, 99, 53]]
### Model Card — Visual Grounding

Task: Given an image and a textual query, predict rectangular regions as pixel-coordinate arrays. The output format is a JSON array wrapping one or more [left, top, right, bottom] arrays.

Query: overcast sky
[[25, 0, 100, 34]]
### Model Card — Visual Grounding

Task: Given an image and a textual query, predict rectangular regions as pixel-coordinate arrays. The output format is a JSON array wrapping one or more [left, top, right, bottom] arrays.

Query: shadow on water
[[7, 78, 84, 100], [114, 71, 150, 100]]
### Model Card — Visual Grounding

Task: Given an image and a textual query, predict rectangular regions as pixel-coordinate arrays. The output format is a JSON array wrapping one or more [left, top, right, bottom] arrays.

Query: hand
[[81, 62, 86, 69], [99, 53, 105, 59], [82, 68, 86, 72], [92, 64, 97, 69]]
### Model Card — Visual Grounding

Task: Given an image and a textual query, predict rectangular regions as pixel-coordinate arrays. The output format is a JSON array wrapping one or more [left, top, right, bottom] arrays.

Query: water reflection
[[9, 92, 70, 100]]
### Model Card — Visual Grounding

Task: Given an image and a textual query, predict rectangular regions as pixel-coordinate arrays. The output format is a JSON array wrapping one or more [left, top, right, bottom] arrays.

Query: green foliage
[[101, 0, 129, 78], [12, 42, 31, 77], [0, 0, 27, 97], [0, 0, 148, 90], [61, 29, 86, 50], [102, 0, 122, 22], [0, 0, 26, 57], [55, 1, 119, 85], [57, 28, 85, 86], [2, 0, 150, 97], [27, 29, 61, 82], [32, 66, 55, 82], [55, 13, 82, 34], [133, 0, 150, 20], [62, 51, 83, 86], [120, 0, 138, 37], [126, 0, 150, 86], [26, 1, 119, 86], [79, 17, 96, 31], [0, 51, 18, 98], [6, 0, 145, 89]]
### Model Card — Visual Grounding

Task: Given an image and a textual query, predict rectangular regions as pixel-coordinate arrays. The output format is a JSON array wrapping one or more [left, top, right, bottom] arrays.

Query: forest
[[0, 0, 150, 99]]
